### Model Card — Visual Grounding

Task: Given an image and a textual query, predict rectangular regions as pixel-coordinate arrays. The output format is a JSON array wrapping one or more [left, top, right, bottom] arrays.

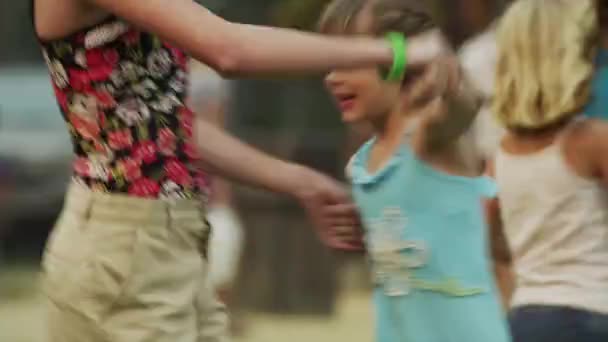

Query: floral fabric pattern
[[39, 17, 209, 200]]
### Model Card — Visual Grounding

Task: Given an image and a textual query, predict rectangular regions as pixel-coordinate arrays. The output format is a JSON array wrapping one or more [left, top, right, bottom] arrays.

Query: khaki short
[[42, 182, 229, 342]]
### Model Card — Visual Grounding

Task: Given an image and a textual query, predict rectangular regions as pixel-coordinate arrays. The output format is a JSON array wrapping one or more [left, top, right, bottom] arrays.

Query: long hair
[[492, 0, 598, 131]]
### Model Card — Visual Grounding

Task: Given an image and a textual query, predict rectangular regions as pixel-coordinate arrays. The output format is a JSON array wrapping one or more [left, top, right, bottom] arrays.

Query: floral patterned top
[[37, 16, 210, 200]]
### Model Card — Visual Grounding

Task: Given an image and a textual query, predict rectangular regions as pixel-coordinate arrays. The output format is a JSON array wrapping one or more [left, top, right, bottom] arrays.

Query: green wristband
[[383, 32, 408, 82]]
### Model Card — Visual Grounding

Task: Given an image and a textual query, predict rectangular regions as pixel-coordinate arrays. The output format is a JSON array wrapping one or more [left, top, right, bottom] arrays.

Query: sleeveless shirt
[[495, 121, 608, 314], [33, 6, 209, 199]]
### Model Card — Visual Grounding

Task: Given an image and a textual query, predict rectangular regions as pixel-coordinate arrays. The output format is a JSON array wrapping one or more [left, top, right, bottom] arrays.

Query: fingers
[[322, 203, 358, 218], [408, 64, 439, 108], [408, 54, 462, 114], [321, 227, 366, 252], [407, 29, 451, 67]]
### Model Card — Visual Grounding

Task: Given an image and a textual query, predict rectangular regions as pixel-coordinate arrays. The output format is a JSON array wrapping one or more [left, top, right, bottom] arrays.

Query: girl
[[489, 0, 608, 341], [319, 0, 511, 341], [32, 0, 447, 341]]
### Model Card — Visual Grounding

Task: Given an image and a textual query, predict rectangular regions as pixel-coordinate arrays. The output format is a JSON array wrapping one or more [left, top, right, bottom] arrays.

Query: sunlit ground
[[0, 265, 373, 342]]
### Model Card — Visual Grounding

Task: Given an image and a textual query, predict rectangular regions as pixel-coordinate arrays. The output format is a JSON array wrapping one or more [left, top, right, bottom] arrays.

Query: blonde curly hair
[[493, 0, 598, 131]]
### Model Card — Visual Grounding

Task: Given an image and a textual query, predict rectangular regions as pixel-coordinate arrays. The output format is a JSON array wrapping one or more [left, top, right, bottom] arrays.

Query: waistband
[[62, 180, 207, 224]]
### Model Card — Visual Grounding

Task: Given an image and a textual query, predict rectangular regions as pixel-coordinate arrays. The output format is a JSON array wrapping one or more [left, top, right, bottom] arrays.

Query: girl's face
[[324, 66, 402, 124], [323, 7, 403, 124]]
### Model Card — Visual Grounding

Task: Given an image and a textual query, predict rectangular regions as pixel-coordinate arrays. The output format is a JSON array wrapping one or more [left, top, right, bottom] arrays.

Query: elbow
[[205, 31, 245, 78], [210, 48, 242, 78]]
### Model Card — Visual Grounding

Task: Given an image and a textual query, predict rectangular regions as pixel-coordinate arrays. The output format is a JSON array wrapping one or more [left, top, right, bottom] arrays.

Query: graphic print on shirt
[[367, 207, 486, 297]]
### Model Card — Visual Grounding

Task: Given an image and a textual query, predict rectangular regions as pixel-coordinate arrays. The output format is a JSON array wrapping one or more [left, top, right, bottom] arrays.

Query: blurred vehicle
[[0, 67, 72, 244]]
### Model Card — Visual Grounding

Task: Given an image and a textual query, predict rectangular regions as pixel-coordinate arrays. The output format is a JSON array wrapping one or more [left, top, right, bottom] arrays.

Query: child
[[489, 0, 608, 341], [34, 0, 449, 339], [319, 0, 512, 341]]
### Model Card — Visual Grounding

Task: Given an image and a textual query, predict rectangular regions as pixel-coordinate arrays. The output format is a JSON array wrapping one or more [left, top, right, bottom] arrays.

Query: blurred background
[[0, 1, 505, 341]]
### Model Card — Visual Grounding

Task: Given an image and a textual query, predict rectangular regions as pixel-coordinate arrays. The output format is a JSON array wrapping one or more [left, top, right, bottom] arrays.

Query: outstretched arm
[[86, 0, 443, 76], [193, 118, 360, 237]]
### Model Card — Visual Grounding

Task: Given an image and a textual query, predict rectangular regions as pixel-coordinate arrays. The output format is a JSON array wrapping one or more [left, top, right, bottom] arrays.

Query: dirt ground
[[0, 266, 374, 342]]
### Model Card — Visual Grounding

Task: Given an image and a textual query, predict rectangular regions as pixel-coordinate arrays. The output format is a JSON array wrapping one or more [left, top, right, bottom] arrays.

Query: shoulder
[[564, 118, 608, 150], [562, 118, 608, 178]]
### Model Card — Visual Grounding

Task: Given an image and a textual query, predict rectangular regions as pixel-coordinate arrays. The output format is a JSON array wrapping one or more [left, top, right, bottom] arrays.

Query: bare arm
[[571, 120, 608, 186], [193, 118, 362, 241], [485, 161, 514, 311], [193, 118, 308, 197], [85, 0, 442, 77]]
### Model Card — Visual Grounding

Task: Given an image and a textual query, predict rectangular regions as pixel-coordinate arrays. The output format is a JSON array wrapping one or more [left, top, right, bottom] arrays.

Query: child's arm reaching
[[485, 161, 514, 311], [84, 0, 445, 77], [412, 54, 484, 155]]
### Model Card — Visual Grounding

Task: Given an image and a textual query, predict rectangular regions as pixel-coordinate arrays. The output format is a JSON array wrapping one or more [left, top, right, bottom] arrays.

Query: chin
[[341, 111, 365, 124]]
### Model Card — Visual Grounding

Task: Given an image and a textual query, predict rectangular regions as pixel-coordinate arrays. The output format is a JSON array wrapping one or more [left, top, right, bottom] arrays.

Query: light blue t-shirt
[[350, 138, 511, 342], [585, 49, 608, 119]]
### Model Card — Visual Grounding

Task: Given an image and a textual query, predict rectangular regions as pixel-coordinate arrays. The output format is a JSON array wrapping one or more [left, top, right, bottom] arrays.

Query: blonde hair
[[493, 0, 598, 131]]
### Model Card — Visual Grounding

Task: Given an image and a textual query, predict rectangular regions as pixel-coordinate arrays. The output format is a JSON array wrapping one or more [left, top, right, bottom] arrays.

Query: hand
[[408, 52, 482, 153], [290, 166, 365, 252], [408, 53, 462, 110], [407, 29, 452, 67], [320, 203, 366, 252]]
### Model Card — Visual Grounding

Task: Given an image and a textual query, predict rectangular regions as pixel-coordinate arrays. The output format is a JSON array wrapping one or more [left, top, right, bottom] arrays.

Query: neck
[[370, 107, 408, 145]]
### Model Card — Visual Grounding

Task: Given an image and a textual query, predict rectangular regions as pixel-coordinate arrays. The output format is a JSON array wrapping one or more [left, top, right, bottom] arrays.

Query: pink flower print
[[88, 158, 111, 181], [118, 158, 143, 181], [147, 50, 173, 78], [166, 45, 188, 69], [75, 33, 86, 44], [69, 69, 92, 92], [160, 180, 187, 200], [108, 129, 133, 150], [179, 107, 194, 136], [84, 21, 129, 49], [169, 70, 187, 93], [86, 49, 106, 67], [68, 93, 99, 120], [68, 114, 100, 140], [98, 112, 107, 129], [52, 84, 68, 111], [104, 50, 120, 65], [88, 89, 116, 109], [116, 98, 151, 126], [75, 49, 87, 68], [157, 128, 177, 156], [183, 141, 199, 160], [88, 64, 114, 82], [128, 178, 161, 198], [122, 29, 140, 45], [133, 140, 157, 164], [85, 47, 118, 64], [73, 158, 90, 177], [119, 61, 146, 82], [48, 61, 69, 88], [164, 159, 192, 187], [150, 93, 182, 113]]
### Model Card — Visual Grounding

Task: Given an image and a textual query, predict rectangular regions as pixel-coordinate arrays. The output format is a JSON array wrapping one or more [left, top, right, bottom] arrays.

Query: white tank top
[[495, 128, 608, 314]]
